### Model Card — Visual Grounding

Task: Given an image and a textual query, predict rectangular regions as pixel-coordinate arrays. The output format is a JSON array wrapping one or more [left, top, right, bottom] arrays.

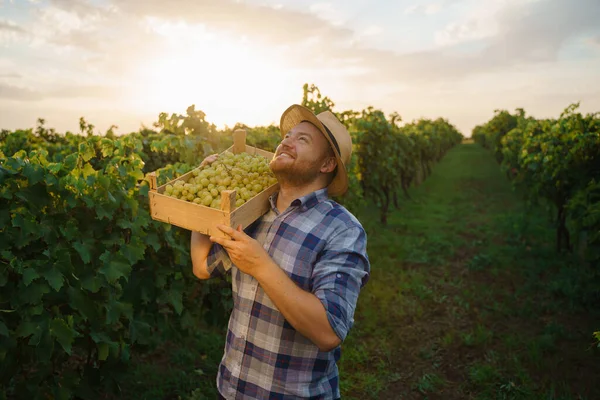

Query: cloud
[[405, 0, 464, 15], [114, 0, 354, 45], [0, 20, 26, 34], [0, 82, 123, 102], [0, 83, 41, 101], [405, 3, 443, 15], [361, 25, 383, 37], [589, 35, 600, 48], [48, 0, 106, 18], [0, 72, 21, 78], [0, 19, 27, 44], [309, 2, 345, 26], [435, 17, 494, 46], [112, 0, 599, 84]]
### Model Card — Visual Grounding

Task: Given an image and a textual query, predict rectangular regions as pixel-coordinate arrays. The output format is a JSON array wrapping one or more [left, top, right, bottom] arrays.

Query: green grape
[[165, 151, 277, 208]]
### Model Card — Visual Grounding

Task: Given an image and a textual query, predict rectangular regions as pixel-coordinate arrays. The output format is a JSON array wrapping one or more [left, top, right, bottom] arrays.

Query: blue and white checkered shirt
[[206, 188, 370, 399]]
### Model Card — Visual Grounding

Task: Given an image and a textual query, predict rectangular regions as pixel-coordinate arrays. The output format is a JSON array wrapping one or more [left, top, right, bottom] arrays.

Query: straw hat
[[279, 104, 352, 196]]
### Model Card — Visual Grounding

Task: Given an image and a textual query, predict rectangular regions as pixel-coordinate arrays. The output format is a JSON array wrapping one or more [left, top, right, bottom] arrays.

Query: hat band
[[302, 119, 341, 156]]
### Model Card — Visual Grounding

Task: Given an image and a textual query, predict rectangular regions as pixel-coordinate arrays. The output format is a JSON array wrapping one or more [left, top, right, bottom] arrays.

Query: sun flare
[[129, 19, 296, 127]]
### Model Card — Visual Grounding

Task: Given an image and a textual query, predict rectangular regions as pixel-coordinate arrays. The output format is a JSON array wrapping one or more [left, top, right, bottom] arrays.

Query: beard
[[269, 157, 322, 187]]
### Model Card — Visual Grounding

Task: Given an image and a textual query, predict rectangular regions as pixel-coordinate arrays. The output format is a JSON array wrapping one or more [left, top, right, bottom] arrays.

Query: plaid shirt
[[206, 188, 370, 399]]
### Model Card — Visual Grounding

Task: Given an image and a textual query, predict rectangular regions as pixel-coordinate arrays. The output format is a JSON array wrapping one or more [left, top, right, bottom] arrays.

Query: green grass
[[338, 143, 600, 399], [116, 143, 600, 399]]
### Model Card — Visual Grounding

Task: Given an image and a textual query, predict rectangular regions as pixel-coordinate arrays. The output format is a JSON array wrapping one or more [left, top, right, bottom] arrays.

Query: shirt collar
[[268, 187, 329, 213]]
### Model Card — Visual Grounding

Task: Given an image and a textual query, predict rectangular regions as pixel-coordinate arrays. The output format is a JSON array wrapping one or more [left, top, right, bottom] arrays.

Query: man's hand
[[209, 224, 271, 278], [200, 153, 219, 167]]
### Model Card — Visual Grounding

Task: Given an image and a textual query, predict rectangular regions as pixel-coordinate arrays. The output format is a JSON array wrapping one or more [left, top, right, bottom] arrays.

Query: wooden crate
[[148, 129, 279, 238]]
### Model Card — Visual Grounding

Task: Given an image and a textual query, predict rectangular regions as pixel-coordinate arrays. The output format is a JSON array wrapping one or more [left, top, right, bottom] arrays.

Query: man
[[190, 104, 370, 399]]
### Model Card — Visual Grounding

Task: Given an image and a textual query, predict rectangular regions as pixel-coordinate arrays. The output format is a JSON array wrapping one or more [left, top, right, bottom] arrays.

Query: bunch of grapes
[[163, 151, 278, 209]]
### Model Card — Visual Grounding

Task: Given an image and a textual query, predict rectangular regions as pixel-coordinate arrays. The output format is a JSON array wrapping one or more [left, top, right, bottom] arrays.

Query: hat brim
[[279, 104, 348, 197]]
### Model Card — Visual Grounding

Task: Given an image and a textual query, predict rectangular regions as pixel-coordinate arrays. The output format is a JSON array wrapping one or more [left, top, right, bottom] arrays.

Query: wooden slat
[[220, 190, 237, 213], [149, 191, 231, 238], [231, 183, 279, 229], [233, 129, 247, 154], [155, 167, 200, 194], [245, 144, 275, 160], [149, 172, 157, 191]]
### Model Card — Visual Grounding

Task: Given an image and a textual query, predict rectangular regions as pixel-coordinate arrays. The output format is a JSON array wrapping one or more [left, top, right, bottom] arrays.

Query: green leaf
[[90, 331, 111, 344], [0, 321, 8, 336], [166, 289, 183, 315], [146, 232, 161, 251], [68, 287, 98, 321], [130, 169, 144, 181], [36, 327, 54, 362], [22, 268, 39, 286], [96, 203, 115, 220], [73, 240, 93, 264], [80, 273, 103, 293], [50, 318, 76, 355], [105, 300, 133, 325], [81, 162, 95, 179], [47, 162, 62, 174], [60, 219, 79, 241], [22, 163, 44, 185], [79, 142, 95, 162], [100, 139, 114, 157], [129, 319, 151, 345], [63, 153, 78, 170], [41, 268, 64, 292], [120, 341, 130, 362], [97, 343, 109, 361], [16, 320, 36, 338], [121, 242, 146, 265], [19, 281, 50, 305], [100, 261, 131, 283], [14, 184, 49, 211]]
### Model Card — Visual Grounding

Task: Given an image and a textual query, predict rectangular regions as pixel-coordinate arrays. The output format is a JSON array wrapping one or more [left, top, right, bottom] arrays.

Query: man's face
[[269, 121, 335, 186]]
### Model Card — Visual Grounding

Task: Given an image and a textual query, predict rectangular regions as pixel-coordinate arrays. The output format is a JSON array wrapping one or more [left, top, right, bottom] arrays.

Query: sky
[[0, 0, 599, 137]]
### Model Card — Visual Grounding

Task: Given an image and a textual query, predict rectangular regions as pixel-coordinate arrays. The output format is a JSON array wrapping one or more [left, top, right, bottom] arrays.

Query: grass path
[[340, 143, 600, 399]]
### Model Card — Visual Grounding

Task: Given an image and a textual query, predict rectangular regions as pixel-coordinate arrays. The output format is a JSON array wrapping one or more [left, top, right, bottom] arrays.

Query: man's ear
[[320, 157, 337, 174]]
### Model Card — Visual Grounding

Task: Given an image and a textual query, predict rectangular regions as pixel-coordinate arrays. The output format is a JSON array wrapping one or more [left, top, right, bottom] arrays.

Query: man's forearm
[[254, 260, 341, 352], [190, 231, 213, 279]]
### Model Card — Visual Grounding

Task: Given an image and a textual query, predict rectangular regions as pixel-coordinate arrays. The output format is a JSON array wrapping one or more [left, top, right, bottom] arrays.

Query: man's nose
[[280, 135, 294, 147]]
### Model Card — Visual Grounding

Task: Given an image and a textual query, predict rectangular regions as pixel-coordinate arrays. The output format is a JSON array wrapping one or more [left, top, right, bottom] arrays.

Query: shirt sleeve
[[312, 224, 370, 342], [206, 243, 233, 278]]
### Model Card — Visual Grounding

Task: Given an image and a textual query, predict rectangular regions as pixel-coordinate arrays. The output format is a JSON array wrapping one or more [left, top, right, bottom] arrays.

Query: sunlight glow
[[129, 18, 296, 127]]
